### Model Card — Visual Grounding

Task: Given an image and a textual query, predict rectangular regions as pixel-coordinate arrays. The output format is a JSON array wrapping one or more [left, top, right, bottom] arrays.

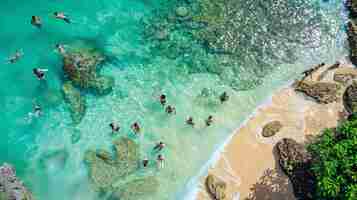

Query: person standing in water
[[31, 16, 42, 28], [55, 44, 66, 55], [109, 122, 120, 133], [165, 105, 176, 114], [157, 154, 165, 169], [131, 122, 141, 134], [153, 141, 166, 152], [7, 50, 23, 64], [205, 115, 213, 126], [159, 94, 166, 106], [186, 116, 195, 127], [54, 12, 71, 23], [219, 92, 229, 103], [142, 158, 149, 168], [33, 104, 42, 117]]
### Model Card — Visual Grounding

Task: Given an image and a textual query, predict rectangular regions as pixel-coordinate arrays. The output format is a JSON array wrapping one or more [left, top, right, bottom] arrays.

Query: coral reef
[[62, 81, 86, 124], [0, 163, 35, 200]]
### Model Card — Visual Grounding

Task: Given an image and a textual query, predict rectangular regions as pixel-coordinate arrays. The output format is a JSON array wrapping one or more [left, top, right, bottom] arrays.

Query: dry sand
[[195, 63, 353, 200]]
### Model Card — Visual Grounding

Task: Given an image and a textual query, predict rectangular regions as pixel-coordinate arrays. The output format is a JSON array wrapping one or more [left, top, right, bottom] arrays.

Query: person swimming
[[7, 50, 23, 64], [142, 158, 149, 168], [157, 154, 165, 169], [219, 92, 229, 103], [165, 105, 176, 114], [205, 115, 213, 126], [33, 104, 42, 117], [131, 122, 141, 134], [54, 12, 71, 23], [31, 16, 42, 28], [33, 68, 48, 80], [109, 122, 120, 133], [153, 141, 166, 152], [186, 116, 195, 126], [55, 44, 66, 55], [159, 94, 166, 106]]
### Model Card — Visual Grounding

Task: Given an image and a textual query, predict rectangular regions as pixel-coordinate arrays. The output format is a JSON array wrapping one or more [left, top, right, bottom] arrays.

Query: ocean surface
[[0, 0, 347, 199]]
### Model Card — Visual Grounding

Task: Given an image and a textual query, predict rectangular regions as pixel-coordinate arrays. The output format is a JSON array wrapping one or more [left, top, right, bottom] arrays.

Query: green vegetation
[[308, 117, 357, 200]]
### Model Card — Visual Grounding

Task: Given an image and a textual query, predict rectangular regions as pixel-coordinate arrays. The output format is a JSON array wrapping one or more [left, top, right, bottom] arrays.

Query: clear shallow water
[[0, 0, 346, 199]]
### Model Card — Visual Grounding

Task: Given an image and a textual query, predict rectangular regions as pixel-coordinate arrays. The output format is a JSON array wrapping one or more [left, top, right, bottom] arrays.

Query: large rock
[[205, 174, 226, 200], [347, 20, 357, 66], [343, 81, 357, 114], [276, 138, 315, 200], [261, 121, 283, 137], [0, 163, 35, 200], [294, 80, 341, 104], [346, 0, 357, 18], [62, 82, 86, 124]]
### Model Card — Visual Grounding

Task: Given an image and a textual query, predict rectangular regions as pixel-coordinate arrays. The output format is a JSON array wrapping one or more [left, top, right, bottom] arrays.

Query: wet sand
[[195, 63, 352, 200]]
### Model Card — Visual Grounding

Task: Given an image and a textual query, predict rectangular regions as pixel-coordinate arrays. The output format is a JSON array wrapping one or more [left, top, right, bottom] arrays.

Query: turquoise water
[[0, 0, 346, 199]]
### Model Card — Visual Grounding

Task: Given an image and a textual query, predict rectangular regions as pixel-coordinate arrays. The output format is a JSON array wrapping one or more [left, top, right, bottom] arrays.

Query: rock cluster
[[261, 121, 283, 137], [0, 163, 35, 200], [333, 68, 357, 85], [294, 80, 341, 104], [84, 137, 158, 200], [346, 0, 357, 65], [275, 138, 315, 200], [343, 81, 357, 114], [205, 174, 227, 200]]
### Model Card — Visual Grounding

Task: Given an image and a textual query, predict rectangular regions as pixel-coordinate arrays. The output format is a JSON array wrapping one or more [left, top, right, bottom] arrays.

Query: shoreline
[[184, 62, 352, 200], [182, 80, 296, 200]]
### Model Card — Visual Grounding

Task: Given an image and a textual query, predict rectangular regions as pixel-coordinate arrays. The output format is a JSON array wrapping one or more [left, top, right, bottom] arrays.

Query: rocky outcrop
[[84, 137, 158, 198], [261, 121, 283, 137], [205, 174, 226, 200], [343, 81, 357, 114], [62, 82, 86, 124], [294, 80, 341, 104], [334, 68, 357, 85], [347, 21, 357, 66], [346, 0, 357, 18], [0, 163, 35, 200], [276, 138, 315, 200]]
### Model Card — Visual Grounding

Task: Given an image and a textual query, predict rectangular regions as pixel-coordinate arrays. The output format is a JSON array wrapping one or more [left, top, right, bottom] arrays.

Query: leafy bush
[[308, 118, 357, 200]]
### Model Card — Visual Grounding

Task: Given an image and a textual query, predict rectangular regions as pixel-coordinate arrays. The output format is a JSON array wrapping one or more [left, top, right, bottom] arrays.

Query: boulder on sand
[[261, 121, 283, 137], [205, 174, 227, 200], [276, 138, 315, 200]]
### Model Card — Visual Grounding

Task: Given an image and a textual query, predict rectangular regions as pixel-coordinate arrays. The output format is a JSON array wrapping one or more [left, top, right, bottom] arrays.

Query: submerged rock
[[62, 82, 86, 124], [294, 80, 341, 104], [0, 163, 35, 200], [347, 21, 357, 66], [343, 81, 357, 114], [176, 6, 189, 18], [205, 174, 226, 200], [261, 121, 283, 137], [62, 47, 114, 94], [276, 138, 315, 200], [109, 176, 159, 200], [39, 150, 68, 172], [84, 137, 141, 192]]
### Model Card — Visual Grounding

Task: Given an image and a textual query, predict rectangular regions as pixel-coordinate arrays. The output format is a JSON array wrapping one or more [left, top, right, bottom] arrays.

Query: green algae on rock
[[62, 82, 86, 124], [205, 174, 227, 200], [84, 137, 158, 198]]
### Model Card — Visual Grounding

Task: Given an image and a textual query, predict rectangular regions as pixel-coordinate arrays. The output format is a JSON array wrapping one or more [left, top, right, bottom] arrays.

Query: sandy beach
[[195, 63, 352, 200]]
